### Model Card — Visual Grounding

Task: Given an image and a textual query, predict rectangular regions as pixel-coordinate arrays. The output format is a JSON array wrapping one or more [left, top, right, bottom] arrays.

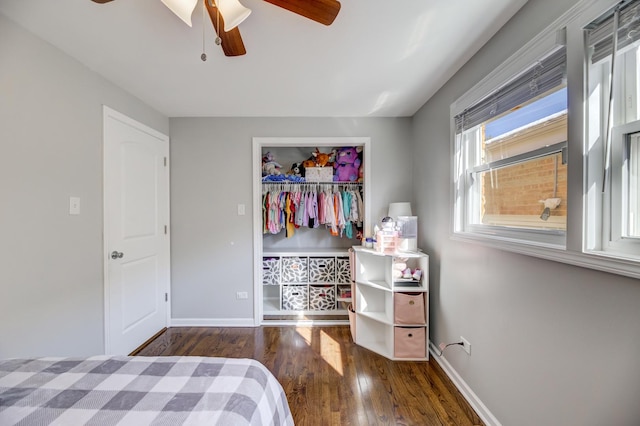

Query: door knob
[[111, 251, 124, 259]]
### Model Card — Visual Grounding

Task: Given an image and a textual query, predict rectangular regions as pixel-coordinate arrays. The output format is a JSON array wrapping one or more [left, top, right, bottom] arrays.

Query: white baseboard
[[171, 318, 257, 327], [261, 319, 349, 326], [428, 341, 501, 426]]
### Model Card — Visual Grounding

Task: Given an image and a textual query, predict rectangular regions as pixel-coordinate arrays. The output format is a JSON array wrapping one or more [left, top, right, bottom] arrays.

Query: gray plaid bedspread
[[0, 356, 294, 425]]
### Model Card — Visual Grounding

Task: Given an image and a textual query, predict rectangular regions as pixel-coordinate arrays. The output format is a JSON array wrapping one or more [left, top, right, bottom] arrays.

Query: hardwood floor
[[136, 326, 484, 426]]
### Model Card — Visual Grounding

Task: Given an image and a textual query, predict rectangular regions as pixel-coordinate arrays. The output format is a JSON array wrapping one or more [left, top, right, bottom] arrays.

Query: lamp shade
[[161, 0, 198, 26], [388, 202, 412, 219], [217, 0, 251, 31]]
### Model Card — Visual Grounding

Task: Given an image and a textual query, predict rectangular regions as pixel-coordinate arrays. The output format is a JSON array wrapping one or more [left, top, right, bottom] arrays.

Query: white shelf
[[358, 340, 392, 359], [357, 279, 392, 291], [358, 310, 392, 325], [263, 297, 280, 314], [261, 251, 352, 318], [265, 309, 349, 316], [352, 246, 429, 361], [263, 248, 351, 257]]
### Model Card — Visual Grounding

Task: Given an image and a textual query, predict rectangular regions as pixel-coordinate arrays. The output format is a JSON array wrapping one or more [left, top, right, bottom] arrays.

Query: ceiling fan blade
[[205, 0, 247, 56], [263, 0, 340, 26], [90, 0, 115, 3]]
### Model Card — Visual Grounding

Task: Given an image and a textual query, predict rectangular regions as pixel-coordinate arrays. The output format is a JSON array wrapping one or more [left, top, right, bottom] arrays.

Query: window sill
[[451, 232, 640, 280], [482, 214, 566, 231]]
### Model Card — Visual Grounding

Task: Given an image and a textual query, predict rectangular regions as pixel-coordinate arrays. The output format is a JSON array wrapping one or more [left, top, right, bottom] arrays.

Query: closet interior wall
[[262, 146, 360, 251], [255, 139, 371, 324]]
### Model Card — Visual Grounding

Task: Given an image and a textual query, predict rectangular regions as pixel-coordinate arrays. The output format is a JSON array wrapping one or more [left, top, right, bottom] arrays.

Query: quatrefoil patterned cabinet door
[[336, 257, 351, 284], [309, 285, 336, 310], [308, 257, 336, 283], [262, 257, 280, 285], [281, 257, 308, 283]]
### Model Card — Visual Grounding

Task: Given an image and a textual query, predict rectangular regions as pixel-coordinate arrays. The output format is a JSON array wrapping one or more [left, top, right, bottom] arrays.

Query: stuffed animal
[[302, 148, 335, 169], [333, 146, 362, 182], [262, 151, 282, 176], [289, 162, 304, 177], [302, 157, 316, 169], [313, 148, 336, 168]]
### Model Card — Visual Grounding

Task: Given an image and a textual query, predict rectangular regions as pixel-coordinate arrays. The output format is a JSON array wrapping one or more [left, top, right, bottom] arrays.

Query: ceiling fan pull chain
[[201, 0, 207, 61], [214, 0, 222, 46], [200, 0, 207, 62]]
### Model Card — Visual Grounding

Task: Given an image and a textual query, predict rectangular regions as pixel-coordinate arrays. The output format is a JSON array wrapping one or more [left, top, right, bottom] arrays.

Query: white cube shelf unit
[[262, 250, 352, 316], [352, 246, 429, 361]]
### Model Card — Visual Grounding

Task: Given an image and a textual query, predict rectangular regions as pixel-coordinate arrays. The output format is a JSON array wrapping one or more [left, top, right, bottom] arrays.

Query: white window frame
[[452, 28, 569, 250], [585, 6, 640, 262], [450, 0, 640, 280]]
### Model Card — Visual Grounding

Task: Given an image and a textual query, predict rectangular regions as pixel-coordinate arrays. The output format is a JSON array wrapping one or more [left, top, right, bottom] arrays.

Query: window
[[453, 47, 568, 247], [585, 0, 640, 260], [450, 0, 640, 278]]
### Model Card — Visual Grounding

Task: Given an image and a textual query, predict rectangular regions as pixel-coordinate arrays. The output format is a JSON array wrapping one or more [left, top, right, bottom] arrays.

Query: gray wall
[[169, 117, 413, 320], [412, 0, 640, 425], [5, 1, 640, 423], [0, 14, 168, 358]]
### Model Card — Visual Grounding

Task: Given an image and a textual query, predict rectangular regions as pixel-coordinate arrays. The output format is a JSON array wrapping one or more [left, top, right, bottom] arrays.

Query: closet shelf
[[262, 181, 362, 187]]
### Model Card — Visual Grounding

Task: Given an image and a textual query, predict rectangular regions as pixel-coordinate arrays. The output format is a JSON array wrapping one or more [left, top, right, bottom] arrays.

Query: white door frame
[[252, 137, 371, 325], [103, 106, 171, 354]]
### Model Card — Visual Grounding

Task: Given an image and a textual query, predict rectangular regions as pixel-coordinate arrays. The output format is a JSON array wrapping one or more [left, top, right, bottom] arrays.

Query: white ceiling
[[0, 0, 527, 117]]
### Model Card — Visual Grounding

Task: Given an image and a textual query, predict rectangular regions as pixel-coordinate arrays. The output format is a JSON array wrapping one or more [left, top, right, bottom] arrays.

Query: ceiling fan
[[90, 0, 341, 57]]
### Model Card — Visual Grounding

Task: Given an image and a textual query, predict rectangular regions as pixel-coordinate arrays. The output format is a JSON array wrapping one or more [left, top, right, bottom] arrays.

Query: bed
[[0, 356, 294, 425]]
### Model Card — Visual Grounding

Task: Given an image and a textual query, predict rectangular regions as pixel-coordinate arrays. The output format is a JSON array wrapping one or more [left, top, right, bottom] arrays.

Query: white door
[[103, 106, 170, 355]]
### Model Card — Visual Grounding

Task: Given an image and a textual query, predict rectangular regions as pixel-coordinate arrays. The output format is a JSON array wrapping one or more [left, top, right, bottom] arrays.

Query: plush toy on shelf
[[313, 148, 336, 168], [289, 162, 305, 177], [302, 148, 336, 169], [333, 146, 362, 182], [262, 151, 282, 176]]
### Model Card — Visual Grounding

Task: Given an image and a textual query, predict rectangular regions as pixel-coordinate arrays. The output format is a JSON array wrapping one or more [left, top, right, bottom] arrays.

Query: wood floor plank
[[136, 326, 484, 426]]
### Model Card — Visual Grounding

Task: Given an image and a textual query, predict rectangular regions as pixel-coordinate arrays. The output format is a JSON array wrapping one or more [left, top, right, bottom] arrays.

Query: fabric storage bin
[[337, 285, 351, 299], [281, 257, 308, 283], [282, 285, 308, 310], [348, 248, 356, 282], [394, 327, 426, 358], [348, 304, 356, 341], [262, 257, 280, 286], [351, 282, 356, 311], [394, 292, 426, 324], [305, 167, 333, 182], [308, 257, 336, 283], [336, 257, 351, 284], [309, 285, 336, 310]]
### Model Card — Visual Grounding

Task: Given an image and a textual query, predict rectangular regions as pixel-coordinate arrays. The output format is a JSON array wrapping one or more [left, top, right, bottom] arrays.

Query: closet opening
[[252, 137, 371, 325]]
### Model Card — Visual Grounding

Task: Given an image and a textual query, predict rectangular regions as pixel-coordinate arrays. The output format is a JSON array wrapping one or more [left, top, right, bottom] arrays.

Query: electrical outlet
[[460, 336, 471, 355], [236, 291, 248, 300]]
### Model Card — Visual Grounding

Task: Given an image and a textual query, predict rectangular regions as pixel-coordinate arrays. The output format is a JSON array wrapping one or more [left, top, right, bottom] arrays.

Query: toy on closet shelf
[[334, 146, 362, 182], [262, 151, 282, 176], [289, 162, 305, 177], [303, 148, 337, 182], [302, 148, 336, 169]]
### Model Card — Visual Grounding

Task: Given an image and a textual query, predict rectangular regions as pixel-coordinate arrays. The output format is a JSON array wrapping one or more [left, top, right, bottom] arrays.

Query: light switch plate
[[69, 197, 80, 215]]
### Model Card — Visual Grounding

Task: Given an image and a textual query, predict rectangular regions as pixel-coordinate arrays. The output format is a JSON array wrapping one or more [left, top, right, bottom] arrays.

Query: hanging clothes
[[261, 183, 363, 239], [285, 193, 295, 238], [342, 190, 353, 239]]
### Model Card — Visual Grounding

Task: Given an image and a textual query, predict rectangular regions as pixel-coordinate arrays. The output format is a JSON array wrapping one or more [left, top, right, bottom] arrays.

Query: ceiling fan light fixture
[[215, 0, 252, 31], [161, 0, 198, 27]]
